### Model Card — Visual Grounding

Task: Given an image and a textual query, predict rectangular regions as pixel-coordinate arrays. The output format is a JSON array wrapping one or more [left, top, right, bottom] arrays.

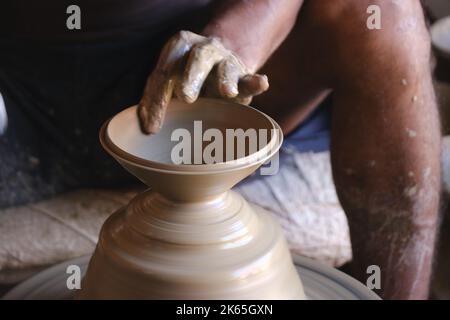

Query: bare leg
[[256, 0, 441, 299]]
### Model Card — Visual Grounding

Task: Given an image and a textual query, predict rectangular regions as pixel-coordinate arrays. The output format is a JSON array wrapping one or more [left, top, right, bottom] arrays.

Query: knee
[[304, 0, 431, 84], [307, 0, 429, 39]]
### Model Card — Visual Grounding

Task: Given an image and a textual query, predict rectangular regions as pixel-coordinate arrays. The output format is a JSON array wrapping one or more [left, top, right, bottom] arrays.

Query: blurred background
[[0, 0, 449, 299]]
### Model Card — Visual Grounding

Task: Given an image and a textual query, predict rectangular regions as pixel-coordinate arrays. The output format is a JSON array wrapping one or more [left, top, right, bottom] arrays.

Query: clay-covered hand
[[137, 30, 269, 134]]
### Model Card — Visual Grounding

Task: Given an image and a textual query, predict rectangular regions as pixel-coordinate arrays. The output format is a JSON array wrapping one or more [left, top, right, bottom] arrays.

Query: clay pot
[[77, 98, 305, 299]]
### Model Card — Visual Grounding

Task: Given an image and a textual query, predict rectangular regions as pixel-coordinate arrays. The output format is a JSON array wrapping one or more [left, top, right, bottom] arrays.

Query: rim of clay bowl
[[100, 98, 283, 174], [431, 16, 450, 59]]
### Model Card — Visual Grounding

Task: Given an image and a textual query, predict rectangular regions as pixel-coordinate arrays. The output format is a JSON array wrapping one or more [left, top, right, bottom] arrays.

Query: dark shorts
[[0, 35, 331, 208], [284, 96, 331, 153]]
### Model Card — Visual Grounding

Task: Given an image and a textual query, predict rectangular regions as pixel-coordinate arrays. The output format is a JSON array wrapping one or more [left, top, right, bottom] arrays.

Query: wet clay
[[137, 31, 269, 134], [77, 99, 304, 299]]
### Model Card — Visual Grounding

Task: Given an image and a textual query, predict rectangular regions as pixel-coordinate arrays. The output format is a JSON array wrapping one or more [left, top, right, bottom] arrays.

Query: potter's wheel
[[3, 254, 380, 300]]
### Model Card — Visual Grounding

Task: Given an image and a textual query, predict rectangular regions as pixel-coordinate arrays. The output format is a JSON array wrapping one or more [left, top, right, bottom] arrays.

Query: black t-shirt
[[0, 0, 216, 203], [0, 0, 214, 43]]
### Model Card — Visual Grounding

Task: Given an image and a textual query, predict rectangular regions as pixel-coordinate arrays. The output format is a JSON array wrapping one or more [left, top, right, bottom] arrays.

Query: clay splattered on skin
[[406, 128, 417, 138], [404, 185, 418, 198], [335, 156, 440, 298]]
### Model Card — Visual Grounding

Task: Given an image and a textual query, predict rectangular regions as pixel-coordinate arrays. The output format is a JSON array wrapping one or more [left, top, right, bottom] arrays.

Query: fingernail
[[182, 88, 196, 103], [229, 85, 239, 97], [147, 120, 162, 134], [222, 83, 238, 98]]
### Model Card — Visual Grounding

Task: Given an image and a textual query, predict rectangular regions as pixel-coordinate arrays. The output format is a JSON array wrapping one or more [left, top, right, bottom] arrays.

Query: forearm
[[202, 0, 303, 72]]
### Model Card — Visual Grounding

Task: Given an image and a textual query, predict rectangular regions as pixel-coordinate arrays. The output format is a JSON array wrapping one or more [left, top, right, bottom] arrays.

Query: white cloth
[[0, 189, 138, 284], [236, 149, 351, 267]]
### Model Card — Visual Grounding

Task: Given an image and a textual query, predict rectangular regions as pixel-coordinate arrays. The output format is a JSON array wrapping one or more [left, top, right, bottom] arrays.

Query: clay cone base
[[78, 190, 304, 299]]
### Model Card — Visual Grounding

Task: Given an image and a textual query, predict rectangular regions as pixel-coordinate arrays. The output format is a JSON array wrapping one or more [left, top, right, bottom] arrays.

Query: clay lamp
[[77, 98, 305, 299]]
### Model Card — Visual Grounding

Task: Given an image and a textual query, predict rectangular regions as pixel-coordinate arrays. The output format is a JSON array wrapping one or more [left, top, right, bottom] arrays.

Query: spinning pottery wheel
[[77, 98, 304, 299], [3, 254, 381, 300], [2, 99, 380, 300]]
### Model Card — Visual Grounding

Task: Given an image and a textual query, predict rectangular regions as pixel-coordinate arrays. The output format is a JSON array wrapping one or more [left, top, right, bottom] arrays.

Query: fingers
[[138, 32, 193, 134], [239, 74, 269, 96], [232, 74, 269, 105], [176, 39, 225, 103], [215, 56, 269, 104], [233, 95, 253, 106], [138, 71, 175, 134], [216, 56, 243, 98]]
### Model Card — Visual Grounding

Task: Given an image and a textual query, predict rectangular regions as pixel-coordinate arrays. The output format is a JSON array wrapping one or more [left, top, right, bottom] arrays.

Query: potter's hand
[[137, 31, 269, 134]]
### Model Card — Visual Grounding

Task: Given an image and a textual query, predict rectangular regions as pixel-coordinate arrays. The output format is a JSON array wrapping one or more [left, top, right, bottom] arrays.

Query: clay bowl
[[100, 98, 282, 201]]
